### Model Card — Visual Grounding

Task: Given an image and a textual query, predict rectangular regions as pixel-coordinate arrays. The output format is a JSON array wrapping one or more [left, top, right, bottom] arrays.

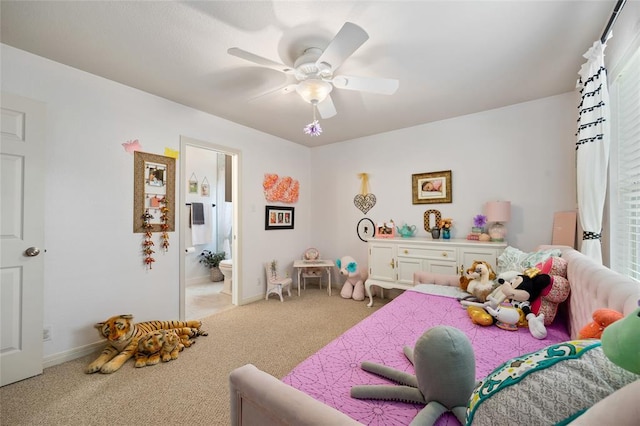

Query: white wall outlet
[[256, 277, 261, 287], [43, 325, 52, 341]]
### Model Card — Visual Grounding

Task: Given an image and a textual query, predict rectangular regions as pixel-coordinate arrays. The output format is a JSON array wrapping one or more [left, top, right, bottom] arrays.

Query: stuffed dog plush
[[460, 260, 497, 302], [336, 256, 367, 301]]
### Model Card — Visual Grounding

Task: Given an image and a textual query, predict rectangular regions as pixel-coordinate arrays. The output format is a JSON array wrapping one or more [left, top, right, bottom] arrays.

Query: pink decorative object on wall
[[122, 139, 142, 153], [263, 173, 299, 203]]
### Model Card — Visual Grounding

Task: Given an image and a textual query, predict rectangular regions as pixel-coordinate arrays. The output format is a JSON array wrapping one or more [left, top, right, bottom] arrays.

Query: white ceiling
[[0, 1, 616, 147]]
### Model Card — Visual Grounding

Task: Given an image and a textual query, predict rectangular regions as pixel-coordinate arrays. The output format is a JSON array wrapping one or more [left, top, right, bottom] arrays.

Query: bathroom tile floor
[[186, 281, 235, 320]]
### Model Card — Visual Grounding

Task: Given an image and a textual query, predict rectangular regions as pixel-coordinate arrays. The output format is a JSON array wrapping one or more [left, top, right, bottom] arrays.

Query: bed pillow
[[536, 256, 568, 278], [466, 341, 639, 426], [534, 256, 570, 324], [497, 246, 562, 274]]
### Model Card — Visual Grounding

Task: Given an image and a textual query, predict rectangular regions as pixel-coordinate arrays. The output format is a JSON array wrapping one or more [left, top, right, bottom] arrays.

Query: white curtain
[[576, 40, 611, 264]]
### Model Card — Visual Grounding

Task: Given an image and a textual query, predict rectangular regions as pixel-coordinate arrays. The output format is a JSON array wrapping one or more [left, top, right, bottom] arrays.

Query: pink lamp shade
[[484, 201, 511, 223], [484, 201, 511, 242]]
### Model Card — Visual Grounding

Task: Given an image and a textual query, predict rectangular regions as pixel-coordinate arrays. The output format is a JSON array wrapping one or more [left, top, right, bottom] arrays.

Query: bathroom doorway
[[179, 136, 240, 320]]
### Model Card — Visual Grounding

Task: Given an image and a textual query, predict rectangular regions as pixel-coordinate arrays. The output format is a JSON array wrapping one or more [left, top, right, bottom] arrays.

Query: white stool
[[302, 270, 323, 290]]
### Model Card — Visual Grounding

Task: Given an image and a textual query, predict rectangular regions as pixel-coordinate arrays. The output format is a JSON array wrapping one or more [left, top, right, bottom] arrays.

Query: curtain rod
[[601, 0, 627, 43]]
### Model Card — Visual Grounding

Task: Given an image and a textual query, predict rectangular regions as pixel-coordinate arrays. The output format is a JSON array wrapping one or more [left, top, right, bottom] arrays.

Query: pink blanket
[[282, 289, 570, 425]]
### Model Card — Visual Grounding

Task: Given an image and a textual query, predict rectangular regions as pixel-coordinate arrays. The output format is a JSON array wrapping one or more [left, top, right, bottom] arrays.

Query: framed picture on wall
[[265, 206, 294, 230], [412, 170, 452, 204]]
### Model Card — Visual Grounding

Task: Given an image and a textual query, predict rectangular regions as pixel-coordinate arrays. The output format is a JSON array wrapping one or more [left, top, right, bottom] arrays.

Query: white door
[[1, 92, 46, 386]]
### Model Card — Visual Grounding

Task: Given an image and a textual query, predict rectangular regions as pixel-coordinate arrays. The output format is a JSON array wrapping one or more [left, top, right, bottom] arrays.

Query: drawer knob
[[404, 249, 409, 254], [441, 252, 447, 257]]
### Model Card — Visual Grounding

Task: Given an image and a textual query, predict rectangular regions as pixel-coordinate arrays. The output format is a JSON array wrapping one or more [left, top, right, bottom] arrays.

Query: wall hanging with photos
[[133, 152, 175, 268]]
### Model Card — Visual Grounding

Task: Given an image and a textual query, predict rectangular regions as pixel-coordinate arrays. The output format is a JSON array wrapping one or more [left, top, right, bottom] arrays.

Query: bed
[[230, 246, 640, 425], [281, 286, 569, 425]]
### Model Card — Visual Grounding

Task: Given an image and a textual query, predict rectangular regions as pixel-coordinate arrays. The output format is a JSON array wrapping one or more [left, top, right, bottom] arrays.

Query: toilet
[[219, 259, 233, 295]]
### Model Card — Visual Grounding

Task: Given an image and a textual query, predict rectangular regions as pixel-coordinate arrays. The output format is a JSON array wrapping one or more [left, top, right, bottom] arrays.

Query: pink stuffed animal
[[336, 256, 367, 301]]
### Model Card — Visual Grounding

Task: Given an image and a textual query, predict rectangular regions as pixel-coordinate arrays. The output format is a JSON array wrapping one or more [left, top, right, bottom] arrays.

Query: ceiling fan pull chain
[[303, 103, 323, 137]]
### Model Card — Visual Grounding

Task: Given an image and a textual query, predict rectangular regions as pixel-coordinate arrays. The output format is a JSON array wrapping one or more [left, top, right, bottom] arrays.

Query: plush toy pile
[[461, 255, 571, 339]]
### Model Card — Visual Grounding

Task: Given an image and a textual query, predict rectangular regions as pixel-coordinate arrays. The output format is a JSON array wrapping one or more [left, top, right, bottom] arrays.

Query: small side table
[[293, 259, 335, 296]]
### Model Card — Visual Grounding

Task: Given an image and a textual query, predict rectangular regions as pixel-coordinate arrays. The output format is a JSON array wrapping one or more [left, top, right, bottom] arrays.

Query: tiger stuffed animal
[[160, 329, 184, 362], [85, 314, 206, 374], [135, 329, 184, 367]]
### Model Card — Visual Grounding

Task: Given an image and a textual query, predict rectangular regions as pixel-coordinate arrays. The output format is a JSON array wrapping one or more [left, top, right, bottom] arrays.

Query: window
[[609, 46, 640, 281]]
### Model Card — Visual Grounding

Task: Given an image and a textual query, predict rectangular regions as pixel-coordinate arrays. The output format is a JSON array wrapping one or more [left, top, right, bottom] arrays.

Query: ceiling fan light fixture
[[296, 79, 333, 104]]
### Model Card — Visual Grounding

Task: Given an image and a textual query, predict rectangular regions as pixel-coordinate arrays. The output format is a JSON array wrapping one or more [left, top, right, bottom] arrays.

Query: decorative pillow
[[534, 256, 570, 324], [536, 256, 568, 278], [466, 341, 639, 426], [497, 246, 562, 274]]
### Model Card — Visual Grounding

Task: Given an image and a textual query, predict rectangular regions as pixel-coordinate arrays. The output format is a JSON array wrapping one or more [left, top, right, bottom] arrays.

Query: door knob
[[24, 247, 40, 257]]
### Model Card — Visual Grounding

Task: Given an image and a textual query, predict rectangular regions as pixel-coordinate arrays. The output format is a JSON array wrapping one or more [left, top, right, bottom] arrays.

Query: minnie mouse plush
[[497, 272, 550, 339]]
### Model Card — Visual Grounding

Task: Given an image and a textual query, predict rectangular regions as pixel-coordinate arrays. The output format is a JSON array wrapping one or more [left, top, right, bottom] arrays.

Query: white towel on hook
[[191, 204, 212, 246]]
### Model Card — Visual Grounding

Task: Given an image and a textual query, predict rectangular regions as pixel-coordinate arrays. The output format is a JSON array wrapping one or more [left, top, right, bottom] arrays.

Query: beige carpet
[[0, 288, 389, 425]]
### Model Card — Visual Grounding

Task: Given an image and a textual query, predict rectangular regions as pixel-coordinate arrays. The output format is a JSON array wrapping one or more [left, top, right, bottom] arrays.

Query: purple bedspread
[[282, 289, 570, 425]]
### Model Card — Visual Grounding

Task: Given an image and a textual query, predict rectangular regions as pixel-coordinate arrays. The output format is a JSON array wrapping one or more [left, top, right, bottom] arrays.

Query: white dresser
[[365, 237, 506, 306]]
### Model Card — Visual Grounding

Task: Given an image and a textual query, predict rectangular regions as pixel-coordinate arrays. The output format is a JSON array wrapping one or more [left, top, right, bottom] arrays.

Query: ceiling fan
[[227, 22, 399, 120]]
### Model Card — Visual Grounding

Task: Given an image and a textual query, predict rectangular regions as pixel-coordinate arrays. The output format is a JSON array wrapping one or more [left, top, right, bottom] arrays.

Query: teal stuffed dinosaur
[[601, 304, 640, 374]]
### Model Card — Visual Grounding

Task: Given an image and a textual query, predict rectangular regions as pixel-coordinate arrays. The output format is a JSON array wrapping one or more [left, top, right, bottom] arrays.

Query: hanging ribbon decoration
[[353, 172, 377, 214], [159, 198, 170, 252], [142, 209, 155, 269]]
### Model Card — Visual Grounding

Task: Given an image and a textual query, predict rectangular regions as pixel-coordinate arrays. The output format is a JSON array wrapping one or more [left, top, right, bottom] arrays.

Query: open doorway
[[179, 136, 240, 320]]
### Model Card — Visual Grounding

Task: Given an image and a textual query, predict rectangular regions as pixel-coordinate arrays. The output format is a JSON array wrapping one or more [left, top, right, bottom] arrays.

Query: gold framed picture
[[412, 170, 452, 204]]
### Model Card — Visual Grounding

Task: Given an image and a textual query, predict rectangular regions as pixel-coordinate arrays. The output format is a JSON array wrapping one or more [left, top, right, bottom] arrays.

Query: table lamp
[[485, 201, 511, 242]]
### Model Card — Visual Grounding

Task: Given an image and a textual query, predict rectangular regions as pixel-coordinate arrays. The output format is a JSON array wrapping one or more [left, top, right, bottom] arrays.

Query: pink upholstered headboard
[[539, 246, 640, 339]]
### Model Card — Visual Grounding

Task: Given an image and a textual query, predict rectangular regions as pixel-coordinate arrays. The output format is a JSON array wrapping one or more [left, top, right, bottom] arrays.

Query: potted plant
[[199, 250, 226, 282]]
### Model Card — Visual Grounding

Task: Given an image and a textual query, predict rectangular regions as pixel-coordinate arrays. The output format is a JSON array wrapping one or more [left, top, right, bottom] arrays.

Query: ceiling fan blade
[[316, 95, 337, 119], [249, 84, 297, 102], [227, 47, 293, 74], [315, 22, 369, 71], [332, 75, 399, 95]]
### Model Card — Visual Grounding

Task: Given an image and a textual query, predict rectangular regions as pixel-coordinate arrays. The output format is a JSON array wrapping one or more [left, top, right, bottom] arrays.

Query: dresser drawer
[[397, 246, 456, 261]]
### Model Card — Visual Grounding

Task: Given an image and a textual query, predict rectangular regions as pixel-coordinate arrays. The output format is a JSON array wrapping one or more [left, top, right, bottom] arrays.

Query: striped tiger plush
[[85, 314, 206, 374], [135, 329, 184, 367]]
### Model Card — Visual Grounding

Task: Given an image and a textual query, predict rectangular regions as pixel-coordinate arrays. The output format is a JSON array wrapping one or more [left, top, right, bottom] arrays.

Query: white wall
[[0, 43, 580, 363], [1, 44, 312, 361], [310, 93, 579, 269]]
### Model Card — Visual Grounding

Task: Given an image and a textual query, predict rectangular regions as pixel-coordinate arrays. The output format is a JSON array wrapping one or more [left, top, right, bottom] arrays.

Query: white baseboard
[[43, 290, 261, 368], [43, 341, 103, 369], [238, 294, 264, 305]]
